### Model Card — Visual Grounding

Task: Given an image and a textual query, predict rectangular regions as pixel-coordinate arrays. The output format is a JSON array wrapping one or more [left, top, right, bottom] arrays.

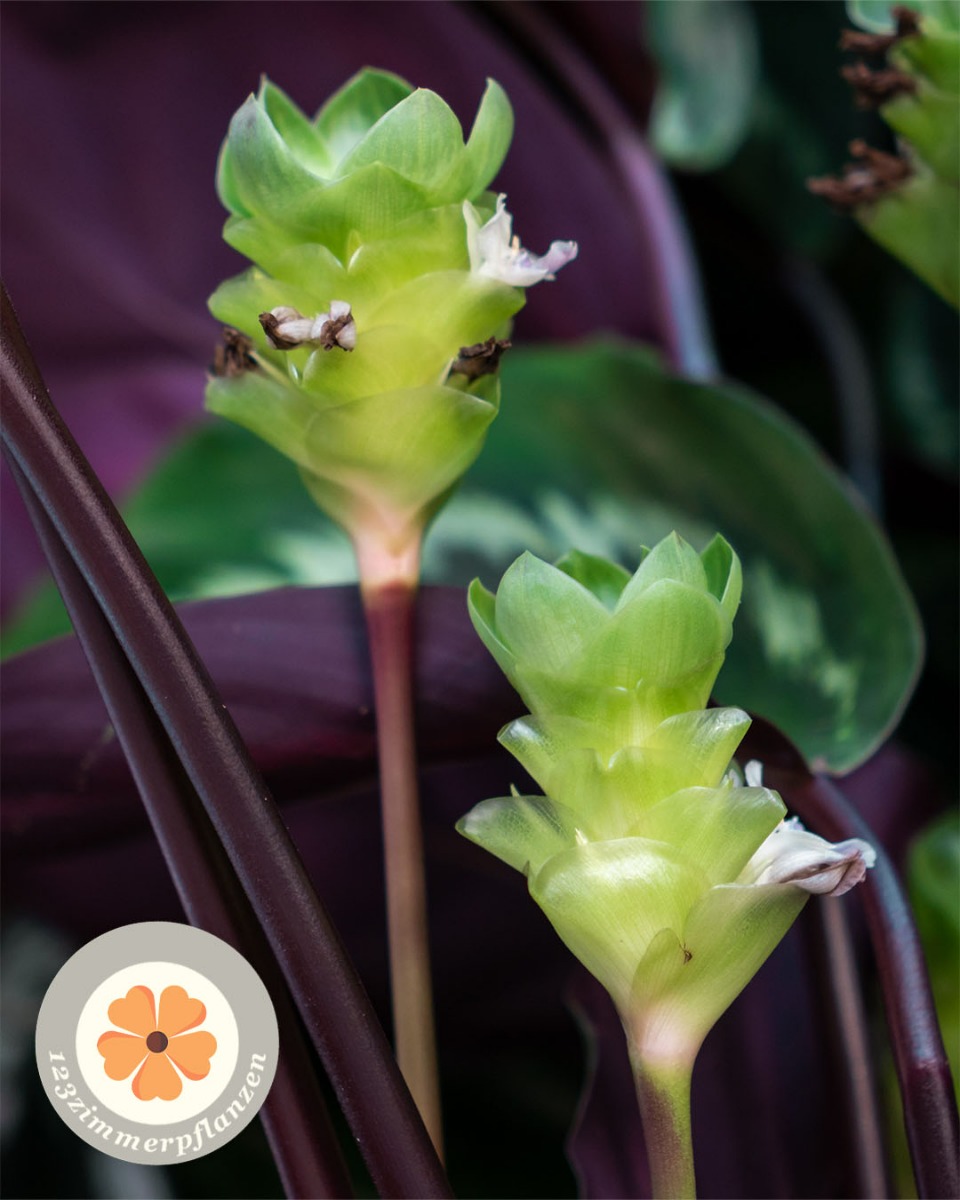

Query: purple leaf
[[4, 586, 949, 1197]]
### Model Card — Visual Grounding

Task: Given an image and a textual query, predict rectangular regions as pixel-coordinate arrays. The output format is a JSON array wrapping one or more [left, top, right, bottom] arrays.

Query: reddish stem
[[358, 535, 443, 1156]]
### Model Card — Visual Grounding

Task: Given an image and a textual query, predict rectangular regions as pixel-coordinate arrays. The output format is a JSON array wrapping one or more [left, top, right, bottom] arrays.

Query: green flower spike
[[206, 70, 577, 582], [205, 70, 577, 1154], [459, 533, 875, 1198], [809, 3, 959, 307]]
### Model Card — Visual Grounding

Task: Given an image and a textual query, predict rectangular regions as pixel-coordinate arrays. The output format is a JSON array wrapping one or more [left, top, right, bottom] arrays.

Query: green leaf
[[365, 270, 523, 356], [494, 553, 609, 673], [882, 84, 960, 183], [857, 168, 959, 308], [700, 534, 743, 623], [584, 580, 728, 695], [313, 69, 414, 167], [205, 370, 322, 474], [615, 531, 709, 607], [648, 0, 760, 171], [4, 342, 923, 777], [894, 26, 960, 93], [630, 880, 806, 1053], [217, 93, 324, 221], [531, 838, 702, 1012], [286, 163, 431, 259], [554, 549, 631, 610], [846, 0, 960, 34], [466, 578, 518, 680], [456, 793, 588, 876], [630, 785, 785, 886], [299, 380, 499, 527], [337, 88, 467, 199], [461, 79, 515, 200], [259, 78, 333, 178]]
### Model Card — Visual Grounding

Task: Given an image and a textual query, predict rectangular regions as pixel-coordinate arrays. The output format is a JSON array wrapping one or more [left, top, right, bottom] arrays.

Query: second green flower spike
[[459, 533, 874, 1198]]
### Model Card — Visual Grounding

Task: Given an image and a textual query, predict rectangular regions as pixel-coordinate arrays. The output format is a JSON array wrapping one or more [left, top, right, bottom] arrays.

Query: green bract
[[846, 4, 959, 306], [459, 534, 869, 1059], [205, 71, 546, 559]]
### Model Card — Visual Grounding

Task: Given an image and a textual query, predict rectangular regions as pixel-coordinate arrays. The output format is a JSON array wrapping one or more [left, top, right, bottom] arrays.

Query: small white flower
[[312, 300, 356, 351], [741, 817, 876, 897], [260, 301, 355, 352], [463, 194, 578, 287]]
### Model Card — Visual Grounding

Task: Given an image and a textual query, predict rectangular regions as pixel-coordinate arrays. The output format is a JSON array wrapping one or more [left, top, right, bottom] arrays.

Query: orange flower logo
[[96, 984, 217, 1100]]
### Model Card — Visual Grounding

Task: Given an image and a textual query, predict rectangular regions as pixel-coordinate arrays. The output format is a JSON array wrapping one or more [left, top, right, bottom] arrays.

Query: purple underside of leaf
[[1, 586, 519, 857], [4, 584, 950, 1199]]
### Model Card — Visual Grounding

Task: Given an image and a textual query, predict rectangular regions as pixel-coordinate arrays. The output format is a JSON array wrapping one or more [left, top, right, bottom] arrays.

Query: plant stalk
[[1, 282, 451, 1199], [627, 1035, 697, 1200], [10, 452, 352, 1199], [356, 531, 444, 1157]]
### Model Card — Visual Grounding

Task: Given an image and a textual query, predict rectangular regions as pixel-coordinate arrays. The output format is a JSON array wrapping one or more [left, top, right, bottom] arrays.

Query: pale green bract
[[459, 533, 874, 1060], [845, 3, 959, 307], [205, 70, 575, 562]]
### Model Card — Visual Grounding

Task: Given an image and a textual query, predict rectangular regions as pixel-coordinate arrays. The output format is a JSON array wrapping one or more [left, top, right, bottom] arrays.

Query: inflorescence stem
[[356, 532, 444, 1157], [627, 1038, 697, 1200]]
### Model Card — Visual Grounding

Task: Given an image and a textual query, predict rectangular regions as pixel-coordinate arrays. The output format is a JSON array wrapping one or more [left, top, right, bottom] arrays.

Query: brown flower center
[[146, 1030, 169, 1054]]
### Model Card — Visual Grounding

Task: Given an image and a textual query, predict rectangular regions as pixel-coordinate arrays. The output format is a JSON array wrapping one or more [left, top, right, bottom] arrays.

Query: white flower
[[260, 301, 355, 352], [741, 817, 876, 897], [463, 194, 578, 287], [312, 300, 356, 351]]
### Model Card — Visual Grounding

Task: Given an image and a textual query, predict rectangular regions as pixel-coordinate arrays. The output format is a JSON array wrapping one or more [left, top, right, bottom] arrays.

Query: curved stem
[[754, 743, 959, 1200], [10, 452, 352, 1198], [356, 532, 444, 1157], [809, 896, 889, 1198], [627, 1042, 696, 1200], [1, 282, 451, 1199]]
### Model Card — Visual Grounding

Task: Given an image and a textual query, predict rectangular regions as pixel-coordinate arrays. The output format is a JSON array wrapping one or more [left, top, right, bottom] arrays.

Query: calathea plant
[[459, 532, 875, 1198]]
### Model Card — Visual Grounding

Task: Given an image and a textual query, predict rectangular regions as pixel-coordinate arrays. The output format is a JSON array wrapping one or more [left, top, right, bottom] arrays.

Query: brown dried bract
[[807, 139, 912, 211], [211, 328, 257, 378], [258, 311, 302, 351], [317, 310, 355, 351], [449, 337, 512, 381], [841, 61, 917, 108], [839, 6, 921, 54]]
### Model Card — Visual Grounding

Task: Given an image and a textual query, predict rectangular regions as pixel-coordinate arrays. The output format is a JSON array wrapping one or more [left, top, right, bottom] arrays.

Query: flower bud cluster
[[459, 533, 874, 1060], [205, 71, 576, 555]]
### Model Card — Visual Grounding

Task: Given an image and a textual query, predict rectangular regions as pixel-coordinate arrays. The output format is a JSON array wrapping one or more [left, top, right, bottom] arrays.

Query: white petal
[[328, 300, 352, 320], [276, 318, 315, 342], [309, 313, 332, 340], [464, 193, 577, 288], [744, 760, 764, 788], [336, 320, 357, 351], [463, 200, 483, 273], [741, 820, 876, 896]]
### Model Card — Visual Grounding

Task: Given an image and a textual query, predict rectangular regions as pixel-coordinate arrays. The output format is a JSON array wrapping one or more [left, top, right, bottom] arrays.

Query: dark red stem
[[361, 580, 443, 1154], [1, 281, 451, 1200], [772, 766, 959, 1200], [807, 896, 889, 1197], [8, 452, 352, 1199]]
